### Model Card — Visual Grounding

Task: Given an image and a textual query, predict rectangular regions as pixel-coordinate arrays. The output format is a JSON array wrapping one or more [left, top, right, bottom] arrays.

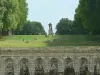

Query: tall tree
[[2, 0, 20, 35], [56, 18, 73, 35], [72, 13, 88, 34], [0, 0, 28, 36], [18, 21, 46, 35], [76, 0, 100, 34], [17, 0, 28, 31], [0, 0, 6, 36]]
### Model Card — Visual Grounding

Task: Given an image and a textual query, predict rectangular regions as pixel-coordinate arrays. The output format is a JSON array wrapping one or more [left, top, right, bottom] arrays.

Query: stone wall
[[0, 46, 100, 75]]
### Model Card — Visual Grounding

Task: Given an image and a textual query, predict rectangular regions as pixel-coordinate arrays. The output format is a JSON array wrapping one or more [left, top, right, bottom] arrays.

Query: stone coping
[[0, 46, 100, 53]]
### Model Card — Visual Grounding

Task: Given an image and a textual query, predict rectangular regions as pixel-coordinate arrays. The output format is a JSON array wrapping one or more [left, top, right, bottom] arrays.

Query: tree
[[72, 13, 88, 34], [56, 18, 73, 35], [17, 0, 28, 31], [2, 0, 20, 35], [76, 0, 100, 34], [18, 21, 46, 35], [0, 0, 6, 36], [0, 0, 28, 36]]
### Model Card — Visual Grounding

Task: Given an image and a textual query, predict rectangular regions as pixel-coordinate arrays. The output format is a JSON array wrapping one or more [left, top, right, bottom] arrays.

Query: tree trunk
[[0, 27, 2, 39]]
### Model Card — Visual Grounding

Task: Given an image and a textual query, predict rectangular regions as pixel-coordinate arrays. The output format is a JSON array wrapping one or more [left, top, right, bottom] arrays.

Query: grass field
[[0, 35, 100, 47]]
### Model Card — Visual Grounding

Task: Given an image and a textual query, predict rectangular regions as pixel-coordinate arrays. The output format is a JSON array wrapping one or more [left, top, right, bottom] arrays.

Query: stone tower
[[48, 23, 53, 35]]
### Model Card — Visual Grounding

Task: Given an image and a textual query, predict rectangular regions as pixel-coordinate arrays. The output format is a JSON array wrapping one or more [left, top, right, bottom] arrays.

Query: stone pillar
[[88, 58, 94, 73], [58, 58, 64, 73], [43, 57, 49, 73], [29, 57, 34, 75], [0, 56, 5, 75], [14, 57, 20, 75]]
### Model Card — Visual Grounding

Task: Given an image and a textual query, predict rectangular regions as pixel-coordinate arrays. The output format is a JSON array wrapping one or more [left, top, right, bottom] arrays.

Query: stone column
[[0, 56, 5, 75], [14, 57, 20, 75], [29, 57, 34, 75], [44, 57, 49, 73], [32, 57, 36, 75], [88, 58, 94, 73], [58, 58, 64, 73]]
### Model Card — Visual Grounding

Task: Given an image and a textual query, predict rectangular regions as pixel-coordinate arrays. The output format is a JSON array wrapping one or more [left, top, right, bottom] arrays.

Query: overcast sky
[[26, 0, 79, 33]]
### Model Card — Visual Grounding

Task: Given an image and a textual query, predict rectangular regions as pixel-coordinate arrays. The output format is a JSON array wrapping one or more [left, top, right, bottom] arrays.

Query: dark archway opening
[[64, 57, 75, 75], [19, 58, 30, 75], [34, 58, 45, 75]]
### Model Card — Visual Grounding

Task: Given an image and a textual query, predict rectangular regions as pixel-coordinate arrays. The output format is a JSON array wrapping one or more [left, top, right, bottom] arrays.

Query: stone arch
[[20, 58, 29, 66], [79, 58, 90, 75], [19, 58, 30, 75], [80, 57, 88, 67], [34, 58, 45, 75], [94, 57, 100, 75], [35, 58, 43, 65], [50, 58, 58, 68], [94, 57, 100, 65], [65, 57, 73, 66], [5, 58, 14, 75], [64, 57, 75, 75], [49, 58, 59, 75]]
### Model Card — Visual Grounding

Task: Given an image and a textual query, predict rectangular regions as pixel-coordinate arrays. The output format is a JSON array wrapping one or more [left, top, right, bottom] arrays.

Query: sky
[[26, 0, 79, 33]]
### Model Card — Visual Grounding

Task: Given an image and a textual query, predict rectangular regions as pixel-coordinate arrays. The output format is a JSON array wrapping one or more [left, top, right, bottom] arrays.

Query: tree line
[[0, 0, 100, 36], [56, 0, 100, 35], [0, 0, 46, 36], [15, 21, 46, 35], [0, 0, 28, 36]]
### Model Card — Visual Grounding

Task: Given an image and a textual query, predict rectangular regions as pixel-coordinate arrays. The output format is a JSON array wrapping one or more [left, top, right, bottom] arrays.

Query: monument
[[48, 23, 53, 35]]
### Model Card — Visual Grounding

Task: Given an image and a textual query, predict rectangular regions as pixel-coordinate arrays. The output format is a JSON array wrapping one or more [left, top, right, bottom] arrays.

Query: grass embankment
[[0, 35, 100, 47]]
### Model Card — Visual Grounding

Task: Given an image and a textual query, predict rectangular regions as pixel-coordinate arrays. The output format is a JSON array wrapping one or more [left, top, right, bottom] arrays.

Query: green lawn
[[0, 35, 100, 47]]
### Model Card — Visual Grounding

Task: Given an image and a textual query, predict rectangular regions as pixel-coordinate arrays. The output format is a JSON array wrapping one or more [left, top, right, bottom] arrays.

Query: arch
[[49, 58, 59, 75], [20, 58, 28, 63], [50, 58, 58, 68], [64, 57, 73, 68], [94, 57, 100, 65], [35, 58, 43, 65], [5, 58, 14, 75], [50, 58, 58, 64], [34, 58, 45, 75], [65, 57, 72, 64], [80, 57, 88, 66], [64, 57, 75, 75], [20, 58, 29, 67], [94, 57, 100, 75], [19, 58, 30, 75]]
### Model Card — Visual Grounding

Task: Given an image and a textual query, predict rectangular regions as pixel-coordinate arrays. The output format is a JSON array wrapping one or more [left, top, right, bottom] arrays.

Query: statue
[[34, 64, 45, 75], [49, 63, 59, 75], [64, 63, 75, 75], [6, 64, 14, 75], [94, 65, 97, 75], [80, 65, 91, 75], [19, 66, 30, 75]]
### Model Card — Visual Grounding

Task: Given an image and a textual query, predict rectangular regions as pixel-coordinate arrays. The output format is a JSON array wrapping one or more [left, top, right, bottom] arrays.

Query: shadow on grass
[[0, 36, 7, 41], [45, 35, 100, 46]]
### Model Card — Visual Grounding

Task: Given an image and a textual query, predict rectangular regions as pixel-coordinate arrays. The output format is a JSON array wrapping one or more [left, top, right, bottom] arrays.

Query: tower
[[48, 23, 53, 35]]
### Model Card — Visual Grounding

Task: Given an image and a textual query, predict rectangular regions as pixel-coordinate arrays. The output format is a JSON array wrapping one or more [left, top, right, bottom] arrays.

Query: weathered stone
[[0, 46, 100, 75]]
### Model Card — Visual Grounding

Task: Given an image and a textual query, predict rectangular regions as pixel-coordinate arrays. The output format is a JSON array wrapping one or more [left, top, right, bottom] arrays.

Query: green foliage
[[72, 14, 88, 34], [18, 21, 46, 35], [0, 0, 28, 35], [17, 0, 28, 30], [76, 0, 100, 34], [56, 18, 73, 35]]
